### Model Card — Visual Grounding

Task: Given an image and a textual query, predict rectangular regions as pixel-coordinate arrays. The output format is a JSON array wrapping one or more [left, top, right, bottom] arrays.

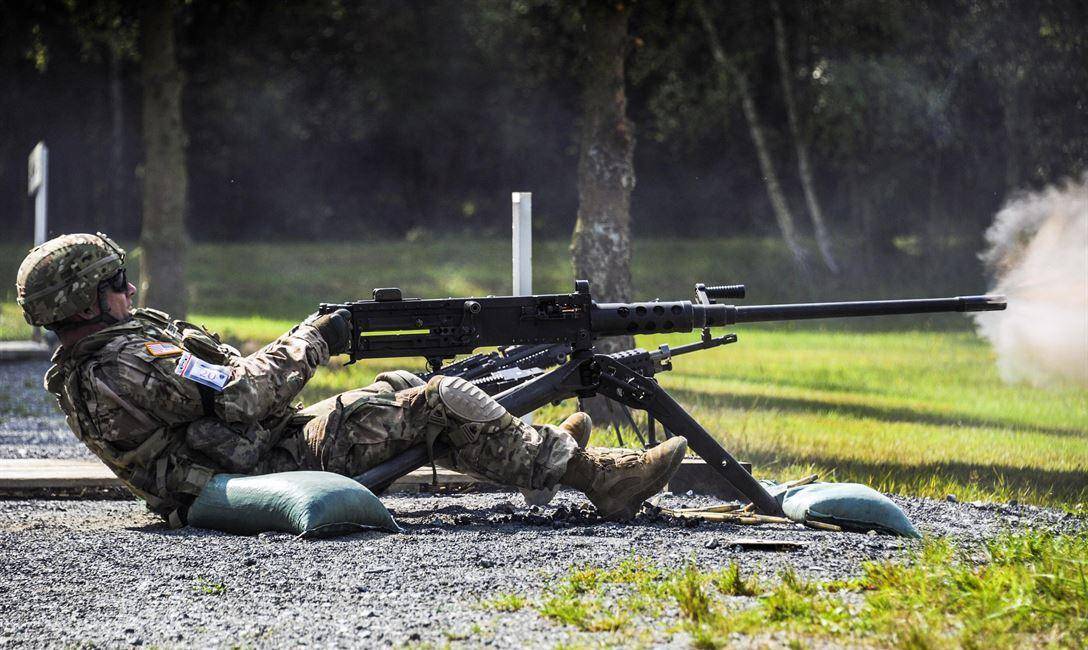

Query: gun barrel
[[723, 294, 1006, 324]]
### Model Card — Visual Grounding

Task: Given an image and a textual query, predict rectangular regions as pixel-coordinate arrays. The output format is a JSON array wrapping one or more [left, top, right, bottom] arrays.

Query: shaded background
[[1, 0, 1085, 289]]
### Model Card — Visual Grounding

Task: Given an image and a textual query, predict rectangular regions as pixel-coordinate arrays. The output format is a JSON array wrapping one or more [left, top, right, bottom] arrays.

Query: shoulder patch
[[145, 341, 183, 357]]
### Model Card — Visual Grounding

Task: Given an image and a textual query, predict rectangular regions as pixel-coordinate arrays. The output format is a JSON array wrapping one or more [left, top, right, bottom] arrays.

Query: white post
[[512, 192, 533, 425], [27, 142, 49, 343]]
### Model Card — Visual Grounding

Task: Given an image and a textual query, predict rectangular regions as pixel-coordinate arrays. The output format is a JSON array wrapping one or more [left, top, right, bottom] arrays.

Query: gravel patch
[[0, 361, 88, 460], [3, 357, 1084, 647], [1, 491, 1081, 649]]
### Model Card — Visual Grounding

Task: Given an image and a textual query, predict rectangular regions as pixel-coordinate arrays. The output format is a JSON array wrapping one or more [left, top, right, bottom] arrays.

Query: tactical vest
[[45, 309, 237, 527]]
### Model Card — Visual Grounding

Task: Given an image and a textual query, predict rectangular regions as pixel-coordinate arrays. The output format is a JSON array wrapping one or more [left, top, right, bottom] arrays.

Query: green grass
[[538, 557, 669, 634], [3, 238, 1084, 508], [481, 593, 527, 612], [616, 328, 1088, 509], [522, 532, 1088, 647], [192, 577, 227, 596], [0, 302, 32, 340]]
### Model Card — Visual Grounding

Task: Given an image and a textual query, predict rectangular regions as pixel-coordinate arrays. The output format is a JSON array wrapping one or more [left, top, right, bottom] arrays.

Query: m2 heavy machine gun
[[319, 282, 1005, 517]]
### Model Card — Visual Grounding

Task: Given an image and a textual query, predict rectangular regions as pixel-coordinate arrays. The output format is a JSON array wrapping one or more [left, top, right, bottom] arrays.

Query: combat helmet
[[16, 233, 126, 327]]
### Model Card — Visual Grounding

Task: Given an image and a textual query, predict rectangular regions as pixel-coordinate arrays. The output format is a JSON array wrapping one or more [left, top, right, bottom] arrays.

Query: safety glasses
[[102, 267, 128, 293]]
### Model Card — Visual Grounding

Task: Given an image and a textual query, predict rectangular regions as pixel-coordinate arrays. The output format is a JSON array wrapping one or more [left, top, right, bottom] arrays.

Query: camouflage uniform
[[45, 309, 578, 526]]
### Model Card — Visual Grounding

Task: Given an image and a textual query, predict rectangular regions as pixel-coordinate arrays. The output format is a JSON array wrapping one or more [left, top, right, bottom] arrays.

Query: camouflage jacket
[[45, 309, 329, 525]]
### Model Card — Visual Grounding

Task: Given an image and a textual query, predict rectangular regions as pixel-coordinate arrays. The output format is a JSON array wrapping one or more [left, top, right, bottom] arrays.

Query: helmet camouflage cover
[[16, 233, 126, 326]]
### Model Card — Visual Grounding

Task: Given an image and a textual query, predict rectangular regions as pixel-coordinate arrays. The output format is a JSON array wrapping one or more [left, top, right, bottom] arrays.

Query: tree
[[694, 0, 811, 273], [138, 0, 188, 317], [771, 0, 837, 273], [66, 0, 140, 238], [571, 0, 636, 423]]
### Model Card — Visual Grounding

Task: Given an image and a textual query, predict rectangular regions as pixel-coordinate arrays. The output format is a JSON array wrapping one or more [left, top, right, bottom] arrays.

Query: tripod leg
[[594, 356, 783, 516], [605, 399, 626, 447], [620, 404, 647, 447]]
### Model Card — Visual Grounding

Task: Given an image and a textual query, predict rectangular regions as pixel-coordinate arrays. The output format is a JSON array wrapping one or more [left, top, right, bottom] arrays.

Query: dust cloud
[[973, 174, 1088, 388]]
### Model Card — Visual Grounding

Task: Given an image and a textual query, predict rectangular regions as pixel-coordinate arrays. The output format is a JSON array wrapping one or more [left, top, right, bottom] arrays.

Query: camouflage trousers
[[261, 378, 578, 491]]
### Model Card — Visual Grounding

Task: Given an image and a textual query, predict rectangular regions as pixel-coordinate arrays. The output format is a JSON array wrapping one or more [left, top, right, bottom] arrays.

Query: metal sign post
[[512, 192, 533, 425], [27, 142, 48, 342]]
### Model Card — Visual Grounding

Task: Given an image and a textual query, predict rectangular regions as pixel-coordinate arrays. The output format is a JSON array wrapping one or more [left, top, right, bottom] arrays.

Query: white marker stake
[[27, 142, 49, 342], [28, 142, 48, 245], [512, 192, 533, 425]]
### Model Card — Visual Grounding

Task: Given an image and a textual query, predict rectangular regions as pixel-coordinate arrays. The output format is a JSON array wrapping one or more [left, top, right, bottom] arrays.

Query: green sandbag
[[769, 482, 922, 538], [187, 471, 400, 538]]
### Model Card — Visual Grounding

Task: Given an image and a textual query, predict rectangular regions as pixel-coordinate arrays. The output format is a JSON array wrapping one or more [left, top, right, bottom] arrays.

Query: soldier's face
[[103, 281, 136, 320]]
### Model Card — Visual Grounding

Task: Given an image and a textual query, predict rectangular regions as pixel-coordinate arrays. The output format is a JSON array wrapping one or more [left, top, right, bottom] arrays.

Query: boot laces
[[589, 448, 643, 472]]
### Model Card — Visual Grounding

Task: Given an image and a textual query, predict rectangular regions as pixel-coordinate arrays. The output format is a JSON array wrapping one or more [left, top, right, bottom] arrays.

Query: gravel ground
[[2, 359, 1083, 648], [0, 360, 89, 459], [1, 491, 1081, 648]]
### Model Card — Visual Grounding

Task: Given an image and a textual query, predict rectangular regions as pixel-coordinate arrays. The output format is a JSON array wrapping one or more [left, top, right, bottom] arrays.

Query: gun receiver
[[321, 283, 1005, 370]]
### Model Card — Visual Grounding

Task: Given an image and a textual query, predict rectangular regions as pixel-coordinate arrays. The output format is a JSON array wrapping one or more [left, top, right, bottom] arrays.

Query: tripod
[[354, 338, 783, 516]]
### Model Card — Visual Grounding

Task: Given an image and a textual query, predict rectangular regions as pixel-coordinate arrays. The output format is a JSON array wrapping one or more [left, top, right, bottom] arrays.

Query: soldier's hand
[[310, 308, 352, 355]]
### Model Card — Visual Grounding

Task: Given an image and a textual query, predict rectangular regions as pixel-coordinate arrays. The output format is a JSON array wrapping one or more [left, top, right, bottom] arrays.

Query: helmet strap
[[89, 284, 123, 327], [48, 284, 130, 332]]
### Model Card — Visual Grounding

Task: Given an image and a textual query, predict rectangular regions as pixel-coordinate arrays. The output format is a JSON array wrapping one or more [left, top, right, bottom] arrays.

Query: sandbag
[[770, 482, 922, 538], [187, 471, 400, 538]]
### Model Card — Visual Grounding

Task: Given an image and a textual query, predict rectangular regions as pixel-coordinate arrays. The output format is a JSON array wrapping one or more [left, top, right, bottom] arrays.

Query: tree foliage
[[1, 0, 1084, 283]]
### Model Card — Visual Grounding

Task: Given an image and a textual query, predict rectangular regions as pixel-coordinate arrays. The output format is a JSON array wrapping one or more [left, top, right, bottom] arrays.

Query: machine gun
[[422, 339, 728, 449], [319, 282, 1005, 516]]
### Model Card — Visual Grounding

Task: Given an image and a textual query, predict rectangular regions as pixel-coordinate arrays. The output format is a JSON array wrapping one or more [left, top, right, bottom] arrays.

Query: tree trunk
[[571, 1, 635, 427], [695, 0, 810, 272], [772, 0, 837, 273], [139, 0, 188, 318]]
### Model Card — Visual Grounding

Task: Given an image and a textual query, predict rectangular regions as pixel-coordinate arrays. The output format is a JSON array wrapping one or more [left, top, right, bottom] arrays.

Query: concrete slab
[[1, 458, 749, 499], [0, 341, 53, 362], [0, 458, 488, 495], [0, 458, 118, 489], [668, 458, 755, 502]]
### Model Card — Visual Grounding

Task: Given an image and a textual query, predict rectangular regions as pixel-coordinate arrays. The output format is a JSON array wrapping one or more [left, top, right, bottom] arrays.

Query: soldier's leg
[[424, 388, 579, 491], [303, 375, 687, 521], [299, 376, 577, 488], [272, 370, 430, 475], [415, 376, 688, 522], [521, 412, 593, 506], [299, 387, 424, 477]]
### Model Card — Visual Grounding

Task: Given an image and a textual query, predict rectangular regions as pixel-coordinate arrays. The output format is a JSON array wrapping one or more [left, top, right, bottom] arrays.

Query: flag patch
[[145, 341, 183, 357]]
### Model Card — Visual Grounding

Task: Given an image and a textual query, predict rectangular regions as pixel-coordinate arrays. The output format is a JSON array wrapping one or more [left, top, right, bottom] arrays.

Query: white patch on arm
[[174, 352, 231, 392]]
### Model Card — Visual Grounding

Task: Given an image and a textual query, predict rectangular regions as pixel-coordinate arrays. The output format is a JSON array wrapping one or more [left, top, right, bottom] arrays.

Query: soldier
[[16, 233, 688, 527]]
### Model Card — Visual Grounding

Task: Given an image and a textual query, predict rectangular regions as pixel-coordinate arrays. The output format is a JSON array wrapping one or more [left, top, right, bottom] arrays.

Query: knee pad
[[425, 375, 507, 425]]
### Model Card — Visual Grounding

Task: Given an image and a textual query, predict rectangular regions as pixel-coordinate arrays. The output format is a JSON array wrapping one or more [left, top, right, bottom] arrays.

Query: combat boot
[[520, 412, 594, 506], [558, 412, 592, 448], [561, 436, 688, 521]]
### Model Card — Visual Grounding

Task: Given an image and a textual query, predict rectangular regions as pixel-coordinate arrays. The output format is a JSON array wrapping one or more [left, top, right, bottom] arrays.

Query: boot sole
[[598, 442, 688, 522]]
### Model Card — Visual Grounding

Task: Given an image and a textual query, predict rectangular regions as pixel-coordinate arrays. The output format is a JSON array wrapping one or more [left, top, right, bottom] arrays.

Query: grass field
[[3, 238, 1084, 509], [291, 328, 1087, 510], [489, 531, 1087, 647]]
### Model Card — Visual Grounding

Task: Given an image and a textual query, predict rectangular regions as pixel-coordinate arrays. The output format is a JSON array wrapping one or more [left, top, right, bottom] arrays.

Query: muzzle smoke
[[973, 174, 1088, 388]]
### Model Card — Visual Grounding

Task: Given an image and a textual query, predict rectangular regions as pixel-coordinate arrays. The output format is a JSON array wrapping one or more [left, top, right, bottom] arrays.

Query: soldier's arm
[[103, 326, 328, 471], [217, 323, 329, 423], [119, 324, 329, 424]]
